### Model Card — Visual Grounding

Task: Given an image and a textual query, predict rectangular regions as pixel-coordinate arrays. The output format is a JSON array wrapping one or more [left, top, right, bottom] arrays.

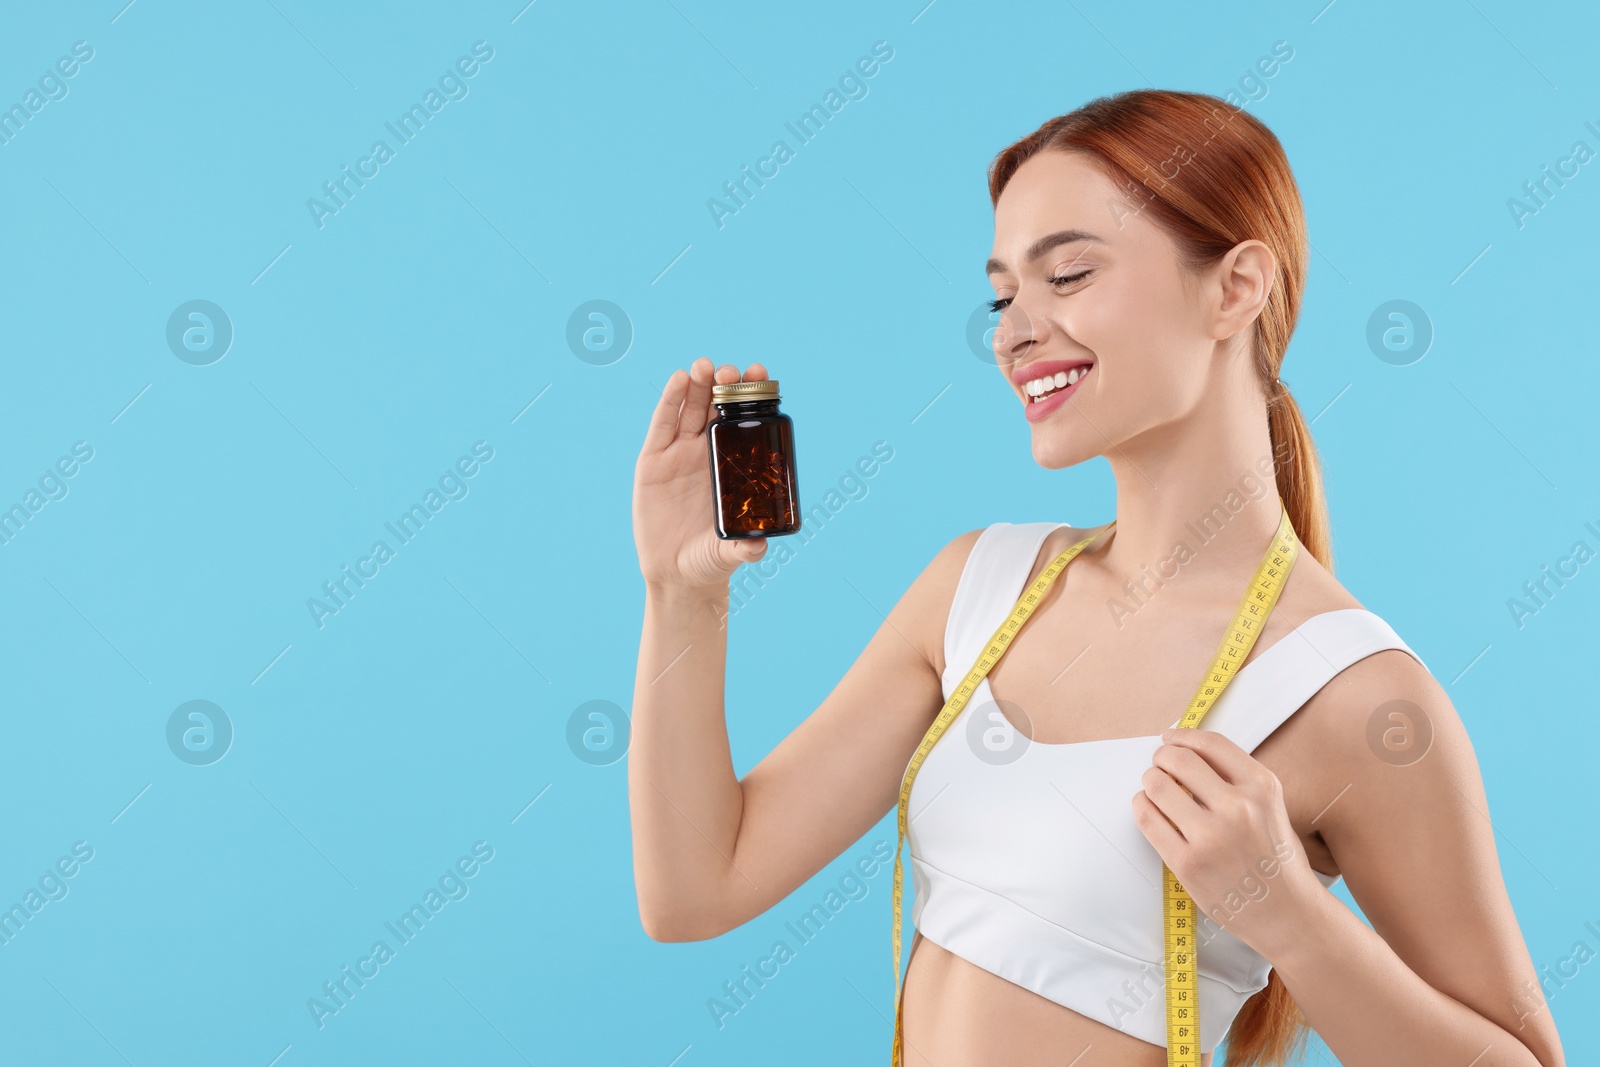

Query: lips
[[1015, 359, 1093, 423]]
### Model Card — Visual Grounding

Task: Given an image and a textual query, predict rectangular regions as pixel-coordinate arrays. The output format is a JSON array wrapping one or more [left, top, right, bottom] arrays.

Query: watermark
[[0, 440, 95, 548], [1365, 299, 1432, 366], [723, 440, 895, 622], [1365, 698, 1433, 767], [1107, 42, 1293, 232], [1219, 40, 1294, 109], [0, 841, 95, 947], [0, 40, 94, 148], [964, 696, 1032, 764], [166, 300, 233, 365], [1196, 838, 1299, 930], [307, 840, 495, 1029], [307, 441, 495, 629], [966, 448, 1293, 744], [566, 299, 633, 366], [981, 42, 1289, 361], [969, 303, 1053, 368], [706, 839, 892, 1028], [166, 700, 234, 766], [1507, 120, 1600, 230], [566, 699, 629, 766], [967, 300, 1015, 365], [1104, 443, 1291, 629], [1509, 917, 1600, 1032], [1105, 839, 1297, 1033], [707, 40, 894, 230], [1506, 518, 1600, 630], [307, 41, 495, 230]]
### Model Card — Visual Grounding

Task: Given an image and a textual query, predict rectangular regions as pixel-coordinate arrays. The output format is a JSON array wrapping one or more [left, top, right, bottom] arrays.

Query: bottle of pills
[[707, 380, 801, 539]]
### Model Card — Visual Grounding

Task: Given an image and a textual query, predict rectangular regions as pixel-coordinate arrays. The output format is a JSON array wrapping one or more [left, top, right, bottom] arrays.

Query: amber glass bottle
[[707, 380, 801, 539]]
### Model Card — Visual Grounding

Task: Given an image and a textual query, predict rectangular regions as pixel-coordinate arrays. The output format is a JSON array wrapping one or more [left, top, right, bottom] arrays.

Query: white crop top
[[905, 521, 1429, 1053]]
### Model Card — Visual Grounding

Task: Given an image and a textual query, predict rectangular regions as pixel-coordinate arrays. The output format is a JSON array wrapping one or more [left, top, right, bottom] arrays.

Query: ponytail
[[1267, 378, 1332, 572]]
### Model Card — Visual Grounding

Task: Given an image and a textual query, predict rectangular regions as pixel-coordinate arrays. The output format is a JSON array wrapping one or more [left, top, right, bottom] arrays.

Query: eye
[[987, 270, 1094, 313]]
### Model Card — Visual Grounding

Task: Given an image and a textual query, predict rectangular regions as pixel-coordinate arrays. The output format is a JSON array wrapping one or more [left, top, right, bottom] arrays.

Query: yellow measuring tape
[[890, 505, 1300, 1066]]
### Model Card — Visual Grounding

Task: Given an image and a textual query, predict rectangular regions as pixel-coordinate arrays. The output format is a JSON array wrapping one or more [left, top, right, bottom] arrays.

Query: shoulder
[[923, 526, 992, 589], [1284, 627, 1473, 838], [1300, 639, 1448, 755], [884, 527, 990, 679], [1270, 545, 1438, 757], [1012, 522, 1097, 586], [925, 521, 1074, 580], [1267, 635, 1555, 1057], [901, 523, 1065, 676], [1252, 546, 1455, 825], [1268, 543, 1367, 631]]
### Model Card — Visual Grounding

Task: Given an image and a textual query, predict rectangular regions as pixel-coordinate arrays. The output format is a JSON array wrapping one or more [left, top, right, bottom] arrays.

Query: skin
[[629, 149, 1565, 1066]]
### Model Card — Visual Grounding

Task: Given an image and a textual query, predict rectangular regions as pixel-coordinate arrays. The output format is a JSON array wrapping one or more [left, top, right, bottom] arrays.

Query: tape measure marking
[[890, 506, 1300, 1066]]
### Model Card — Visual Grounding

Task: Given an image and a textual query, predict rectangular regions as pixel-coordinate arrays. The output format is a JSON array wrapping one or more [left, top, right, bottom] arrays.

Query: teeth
[[1024, 365, 1089, 400]]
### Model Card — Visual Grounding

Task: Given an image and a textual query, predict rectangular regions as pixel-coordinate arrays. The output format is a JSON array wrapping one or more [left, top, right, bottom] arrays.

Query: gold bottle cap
[[711, 380, 780, 401]]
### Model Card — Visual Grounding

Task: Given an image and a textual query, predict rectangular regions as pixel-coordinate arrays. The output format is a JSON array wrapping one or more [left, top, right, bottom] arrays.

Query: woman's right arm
[[629, 357, 979, 942]]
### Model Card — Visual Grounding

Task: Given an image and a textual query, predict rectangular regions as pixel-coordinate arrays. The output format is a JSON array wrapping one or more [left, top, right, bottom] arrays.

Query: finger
[[1160, 728, 1262, 789], [1151, 742, 1231, 811], [676, 356, 716, 438], [714, 363, 741, 384], [1139, 765, 1205, 843], [732, 536, 768, 563], [742, 363, 769, 381], [643, 368, 689, 454], [1131, 789, 1185, 857]]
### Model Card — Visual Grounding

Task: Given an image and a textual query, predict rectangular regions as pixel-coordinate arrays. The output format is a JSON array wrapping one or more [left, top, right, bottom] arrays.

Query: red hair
[[989, 89, 1326, 1065]]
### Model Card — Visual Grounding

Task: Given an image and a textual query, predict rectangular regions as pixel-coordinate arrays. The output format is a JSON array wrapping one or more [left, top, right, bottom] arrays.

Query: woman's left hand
[[1132, 728, 1324, 958]]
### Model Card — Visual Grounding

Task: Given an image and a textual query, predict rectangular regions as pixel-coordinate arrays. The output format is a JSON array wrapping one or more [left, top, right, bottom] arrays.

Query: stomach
[[901, 932, 1214, 1067]]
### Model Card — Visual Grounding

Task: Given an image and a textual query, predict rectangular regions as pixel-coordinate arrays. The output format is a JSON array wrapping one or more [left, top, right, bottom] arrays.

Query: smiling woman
[[629, 89, 1566, 1067]]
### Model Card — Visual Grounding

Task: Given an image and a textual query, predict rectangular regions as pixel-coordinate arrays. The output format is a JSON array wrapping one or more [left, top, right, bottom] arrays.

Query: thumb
[[735, 537, 769, 563]]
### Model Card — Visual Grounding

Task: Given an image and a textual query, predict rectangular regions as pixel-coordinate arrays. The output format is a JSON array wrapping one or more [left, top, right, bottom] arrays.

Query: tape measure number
[[890, 505, 1301, 1067]]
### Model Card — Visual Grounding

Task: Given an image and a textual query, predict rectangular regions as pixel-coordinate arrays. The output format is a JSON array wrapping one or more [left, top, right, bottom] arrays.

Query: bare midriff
[[899, 930, 1214, 1067]]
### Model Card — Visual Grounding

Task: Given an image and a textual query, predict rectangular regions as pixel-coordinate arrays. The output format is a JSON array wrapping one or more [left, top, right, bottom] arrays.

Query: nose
[[993, 301, 1045, 365]]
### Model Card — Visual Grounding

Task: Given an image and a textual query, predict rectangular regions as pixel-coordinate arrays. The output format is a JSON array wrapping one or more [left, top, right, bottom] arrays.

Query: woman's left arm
[[1135, 650, 1566, 1067]]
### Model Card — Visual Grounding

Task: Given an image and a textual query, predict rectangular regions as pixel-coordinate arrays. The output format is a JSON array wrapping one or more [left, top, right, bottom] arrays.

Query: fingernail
[[1161, 729, 1174, 740]]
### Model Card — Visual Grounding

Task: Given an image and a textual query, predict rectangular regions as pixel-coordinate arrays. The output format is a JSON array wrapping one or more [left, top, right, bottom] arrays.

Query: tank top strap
[[1194, 608, 1431, 753], [943, 521, 1072, 689]]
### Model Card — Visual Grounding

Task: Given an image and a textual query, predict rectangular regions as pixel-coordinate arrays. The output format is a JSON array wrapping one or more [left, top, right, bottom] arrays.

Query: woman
[[628, 90, 1566, 1067]]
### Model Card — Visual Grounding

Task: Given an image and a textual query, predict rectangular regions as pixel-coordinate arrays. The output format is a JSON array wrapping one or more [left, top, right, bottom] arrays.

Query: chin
[[1029, 432, 1099, 470]]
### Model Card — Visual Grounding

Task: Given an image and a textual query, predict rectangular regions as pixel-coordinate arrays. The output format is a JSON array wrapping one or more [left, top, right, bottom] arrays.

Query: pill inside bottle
[[706, 379, 801, 539]]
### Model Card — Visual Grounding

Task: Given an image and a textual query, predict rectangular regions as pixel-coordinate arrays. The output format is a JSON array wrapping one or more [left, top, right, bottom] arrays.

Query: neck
[[1092, 390, 1284, 590]]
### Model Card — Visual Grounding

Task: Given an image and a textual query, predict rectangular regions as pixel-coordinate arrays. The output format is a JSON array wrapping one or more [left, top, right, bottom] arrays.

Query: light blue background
[[0, 0, 1593, 1063]]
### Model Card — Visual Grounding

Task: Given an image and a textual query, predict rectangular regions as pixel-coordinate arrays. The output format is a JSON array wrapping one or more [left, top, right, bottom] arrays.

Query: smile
[[1014, 360, 1093, 423]]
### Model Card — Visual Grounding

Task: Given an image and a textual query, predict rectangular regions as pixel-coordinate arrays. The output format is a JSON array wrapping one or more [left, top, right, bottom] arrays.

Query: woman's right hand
[[633, 357, 772, 591]]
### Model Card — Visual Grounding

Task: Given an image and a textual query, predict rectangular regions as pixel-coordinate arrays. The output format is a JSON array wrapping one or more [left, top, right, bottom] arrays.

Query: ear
[[1209, 239, 1276, 342]]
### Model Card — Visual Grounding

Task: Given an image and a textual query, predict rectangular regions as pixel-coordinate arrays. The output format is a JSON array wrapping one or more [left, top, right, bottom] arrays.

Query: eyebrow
[[986, 228, 1103, 276]]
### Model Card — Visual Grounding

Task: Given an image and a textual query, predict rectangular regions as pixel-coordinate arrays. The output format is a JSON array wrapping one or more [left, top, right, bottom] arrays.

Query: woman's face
[[986, 149, 1243, 470]]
